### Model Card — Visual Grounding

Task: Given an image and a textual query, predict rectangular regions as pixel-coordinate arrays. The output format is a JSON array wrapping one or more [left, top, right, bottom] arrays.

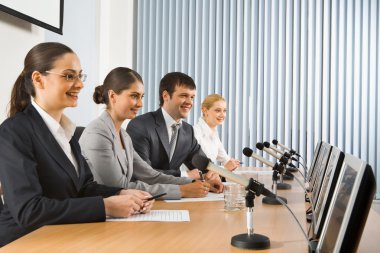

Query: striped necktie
[[169, 123, 180, 161]]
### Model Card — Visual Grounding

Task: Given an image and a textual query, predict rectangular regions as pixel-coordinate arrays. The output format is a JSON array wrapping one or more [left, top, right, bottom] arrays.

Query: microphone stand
[[263, 170, 288, 205], [277, 172, 292, 190], [282, 168, 295, 180], [276, 162, 293, 190], [231, 179, 271, 250]]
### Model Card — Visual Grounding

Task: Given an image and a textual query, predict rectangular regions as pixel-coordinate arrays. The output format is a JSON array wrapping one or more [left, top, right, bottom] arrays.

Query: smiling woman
[[193, 94, 241, 171], [0, 42, 154, 247], [79, 67, 207, 200]]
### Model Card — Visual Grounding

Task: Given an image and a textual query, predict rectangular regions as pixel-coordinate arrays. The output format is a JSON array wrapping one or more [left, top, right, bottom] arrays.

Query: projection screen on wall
[[0, 0, 63, 34]]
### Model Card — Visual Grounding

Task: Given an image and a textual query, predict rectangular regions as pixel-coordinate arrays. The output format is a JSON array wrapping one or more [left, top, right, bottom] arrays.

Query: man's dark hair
[[159, 72, 196, 106]]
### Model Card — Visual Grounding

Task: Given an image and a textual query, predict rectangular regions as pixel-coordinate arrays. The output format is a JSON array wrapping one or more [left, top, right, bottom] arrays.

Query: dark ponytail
[[8, 42, 74, 117], [9, 73, 31, 117], [93, 85, 106, 104], [94, 67, 143, 108]]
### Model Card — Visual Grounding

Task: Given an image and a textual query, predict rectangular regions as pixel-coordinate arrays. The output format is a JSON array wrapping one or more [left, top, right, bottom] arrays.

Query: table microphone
[[191, 155, 275, 198], [271, 140, 308, 178], [263, 141, 298, 162], [191, 155, 314, 251], [272, 139, 301, 157], [256, 143, 292, 190], [191, 154, 272, 250], [242, 147, 287, 205], [263, 141, 306, 176]]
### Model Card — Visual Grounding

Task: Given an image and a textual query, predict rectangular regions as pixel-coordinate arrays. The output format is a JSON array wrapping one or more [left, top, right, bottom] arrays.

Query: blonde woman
[[193, 94, 241, 171]]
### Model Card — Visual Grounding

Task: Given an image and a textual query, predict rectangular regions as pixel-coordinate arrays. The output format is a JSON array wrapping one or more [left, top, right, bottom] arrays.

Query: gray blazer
[[79, 111, 192, 199]]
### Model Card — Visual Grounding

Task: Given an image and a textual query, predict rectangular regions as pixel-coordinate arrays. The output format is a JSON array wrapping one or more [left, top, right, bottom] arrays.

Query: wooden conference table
[[1, 170, 378, 253]]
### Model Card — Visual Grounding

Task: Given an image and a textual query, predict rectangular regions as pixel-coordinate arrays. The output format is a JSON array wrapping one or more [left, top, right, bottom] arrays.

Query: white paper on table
[[164, 192, 224, 203], [106, 210, 190, 222], [233, 170, 272, 175]]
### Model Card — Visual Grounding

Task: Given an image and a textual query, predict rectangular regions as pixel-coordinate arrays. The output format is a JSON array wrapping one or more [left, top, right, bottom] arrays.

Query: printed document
[[107, 210, 190, 222]]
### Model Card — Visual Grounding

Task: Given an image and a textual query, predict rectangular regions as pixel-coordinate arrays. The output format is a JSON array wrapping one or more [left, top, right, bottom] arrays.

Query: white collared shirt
[[161, 108, 188, 176], [193, 117, 230, 165], [161, 107, 182, 142], [32, 101, 79, 175]]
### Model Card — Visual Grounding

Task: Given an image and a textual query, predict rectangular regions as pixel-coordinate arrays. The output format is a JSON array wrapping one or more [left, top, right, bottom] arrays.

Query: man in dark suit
[[127, 72, 221, 184]]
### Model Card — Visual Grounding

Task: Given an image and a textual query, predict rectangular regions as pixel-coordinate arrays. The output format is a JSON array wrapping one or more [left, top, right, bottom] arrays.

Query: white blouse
[[193, 117, 230, 165], [32, 100, 78, 175]]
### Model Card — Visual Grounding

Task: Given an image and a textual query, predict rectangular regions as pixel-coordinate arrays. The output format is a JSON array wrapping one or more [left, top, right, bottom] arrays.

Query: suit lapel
[[25, 105, 80, 189], [101, 112, 132, 181], [70, 139, 86, 187], [154, 109, 170, 158], [120, 131, 133, 181]]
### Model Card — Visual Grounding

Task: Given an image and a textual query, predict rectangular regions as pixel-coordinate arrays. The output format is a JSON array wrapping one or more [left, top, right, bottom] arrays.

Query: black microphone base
[[308, 239, 318, 253], [262, 195, 287, 205], [287, 167, 298, 173], [306, 213, 313, 223], [231, 233, 270, 250], [283, 174, 294, 180], [276, 182, 292, 190]]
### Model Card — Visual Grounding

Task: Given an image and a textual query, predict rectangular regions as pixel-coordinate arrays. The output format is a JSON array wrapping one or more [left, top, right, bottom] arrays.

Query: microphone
[[242, 147, 284, 174], [191, 155, 275, 198], [242, 147, 274, 167], [256, 142, 292, 167], [264, 141, 285, 155], [263, 141, 298, 162], [256, 143, 292, 190], [242, 147, 288, 205], [272, 139, 300, 157], [262, 142, 309, 181], [193, 155, 272, 249]]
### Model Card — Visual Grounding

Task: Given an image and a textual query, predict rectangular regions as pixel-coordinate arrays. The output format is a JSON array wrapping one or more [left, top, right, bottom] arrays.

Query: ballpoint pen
[[146, 192, 167, 201], [198, 171, 205, 182]]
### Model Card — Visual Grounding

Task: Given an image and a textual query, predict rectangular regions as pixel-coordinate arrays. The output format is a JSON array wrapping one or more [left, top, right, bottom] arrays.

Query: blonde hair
[[201, 94, 225, 116]]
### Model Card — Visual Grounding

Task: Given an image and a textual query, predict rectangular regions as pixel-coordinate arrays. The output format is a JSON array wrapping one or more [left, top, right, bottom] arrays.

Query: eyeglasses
[[45, 71, 87, 82]]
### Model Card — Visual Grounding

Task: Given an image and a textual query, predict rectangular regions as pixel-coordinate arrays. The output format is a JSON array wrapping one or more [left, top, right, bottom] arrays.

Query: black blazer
[[127, 108, 206, 177], [0, 105, 121, 246]]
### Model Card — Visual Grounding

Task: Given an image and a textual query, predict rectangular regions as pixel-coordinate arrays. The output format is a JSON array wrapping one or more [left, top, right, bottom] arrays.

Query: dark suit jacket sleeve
[[0, 120, 107, 231], [182, 126, 209, 173], [155, 167, 181, 177]]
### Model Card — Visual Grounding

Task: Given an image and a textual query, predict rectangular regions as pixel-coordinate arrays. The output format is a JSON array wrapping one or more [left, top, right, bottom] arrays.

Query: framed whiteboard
[[0, 0, 63, 34]]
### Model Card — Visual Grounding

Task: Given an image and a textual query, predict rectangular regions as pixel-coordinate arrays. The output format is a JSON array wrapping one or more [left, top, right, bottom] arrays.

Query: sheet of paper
[[106, 210, 190, 222], [164, 192, 224, 203], [233, 170, 272, 175]]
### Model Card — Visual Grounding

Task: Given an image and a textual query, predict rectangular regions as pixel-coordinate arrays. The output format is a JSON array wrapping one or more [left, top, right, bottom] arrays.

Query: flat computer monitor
[[307, 141, 322, 183], [310, 143, 333, 206], [312, 146, 345, 237], [309, 143, 332, 193], [316, 154, 376, 253]]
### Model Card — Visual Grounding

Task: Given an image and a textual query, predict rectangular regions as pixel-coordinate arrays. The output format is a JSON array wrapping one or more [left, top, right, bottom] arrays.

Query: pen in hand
[[136, 193, 167, 214], [198, 171, 205, 182], [146, 192, 167, 201]]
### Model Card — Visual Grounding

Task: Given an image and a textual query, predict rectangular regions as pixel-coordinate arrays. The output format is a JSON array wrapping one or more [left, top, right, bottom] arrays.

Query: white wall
[[0, 0, 135, 126], [0, 11, 44, 123]]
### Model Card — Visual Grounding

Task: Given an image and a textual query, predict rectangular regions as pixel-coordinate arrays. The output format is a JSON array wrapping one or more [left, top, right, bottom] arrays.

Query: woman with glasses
[[193, 94, 241, 171], [0, 42, 153, 247], [79, 67, 211, 200]]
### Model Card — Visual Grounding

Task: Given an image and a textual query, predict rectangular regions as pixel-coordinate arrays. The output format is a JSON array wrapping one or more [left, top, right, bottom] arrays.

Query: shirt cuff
[[180, 164, 189, 177]]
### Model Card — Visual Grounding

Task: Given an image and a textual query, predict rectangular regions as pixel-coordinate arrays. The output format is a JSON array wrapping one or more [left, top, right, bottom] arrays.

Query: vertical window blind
[[135, 0, 379, 198]]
